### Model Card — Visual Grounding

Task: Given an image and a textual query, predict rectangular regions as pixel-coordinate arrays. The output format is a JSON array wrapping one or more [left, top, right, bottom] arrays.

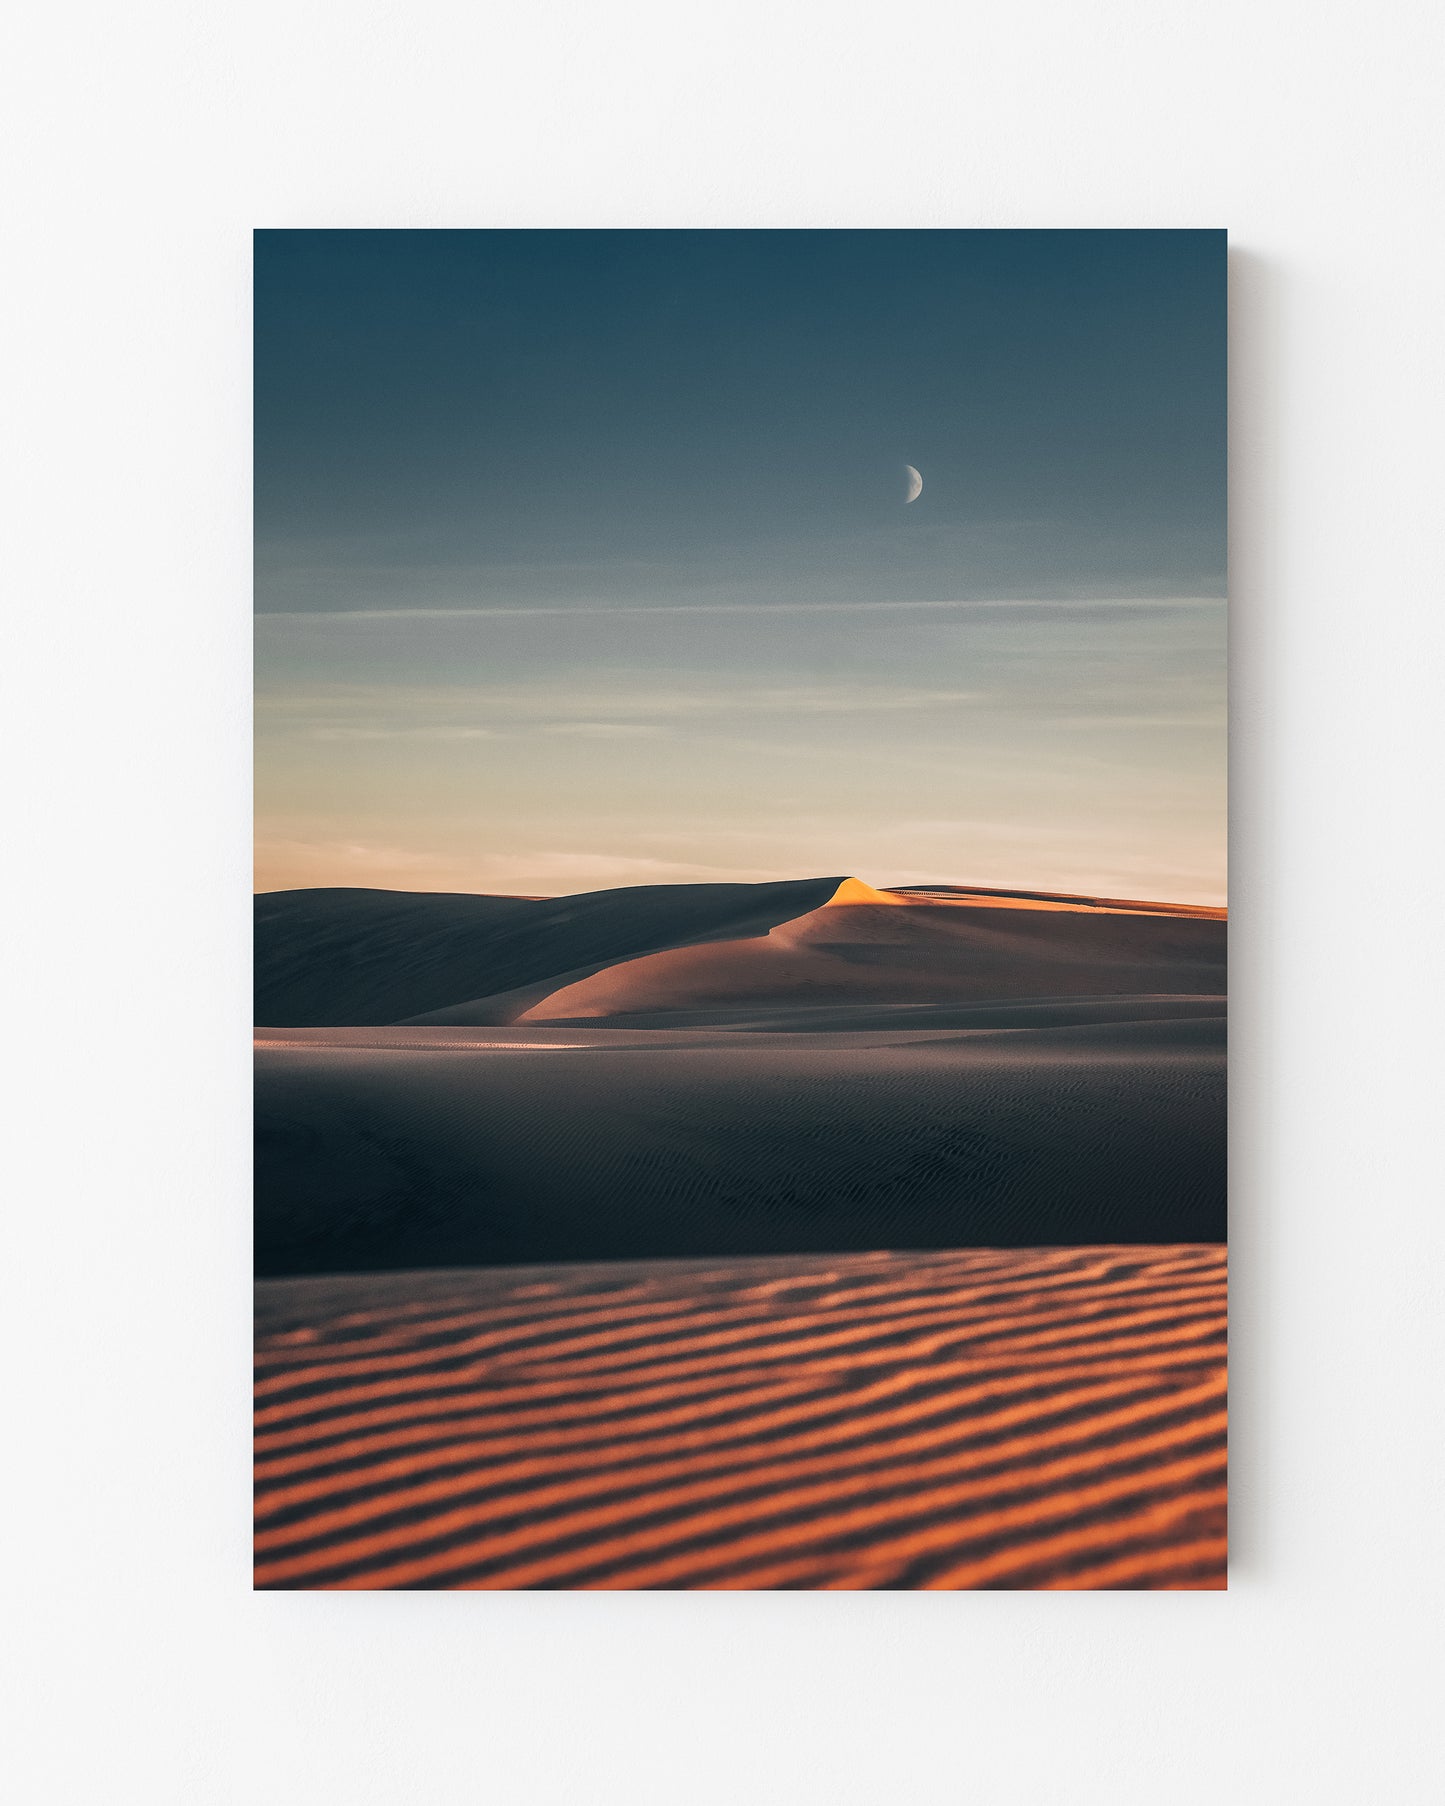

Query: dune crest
[[828, 877, 1228, 919], [824, 877, 904, 906], [255, 878, 1226, 1028]]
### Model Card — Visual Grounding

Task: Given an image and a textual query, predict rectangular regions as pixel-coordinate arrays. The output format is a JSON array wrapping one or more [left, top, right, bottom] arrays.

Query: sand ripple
[[255, 1245, 1226, 1590]]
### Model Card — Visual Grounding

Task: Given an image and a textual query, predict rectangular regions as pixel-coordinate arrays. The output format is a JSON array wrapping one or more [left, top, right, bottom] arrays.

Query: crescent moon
[[904, 465, 923, 503]]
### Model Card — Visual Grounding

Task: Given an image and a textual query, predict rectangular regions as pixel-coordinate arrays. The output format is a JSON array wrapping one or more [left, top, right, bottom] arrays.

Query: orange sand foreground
[[255, 1245, 1226, 1590]]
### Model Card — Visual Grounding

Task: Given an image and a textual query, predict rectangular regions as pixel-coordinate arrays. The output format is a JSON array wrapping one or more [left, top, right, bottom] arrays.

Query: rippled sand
[[255, 1245, 1226, 1591]]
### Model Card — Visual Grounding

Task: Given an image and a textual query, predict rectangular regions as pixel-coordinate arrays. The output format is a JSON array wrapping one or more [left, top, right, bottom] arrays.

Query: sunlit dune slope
[[254, 1244, 1226, 1591], [520, 893, 1225, 1024]]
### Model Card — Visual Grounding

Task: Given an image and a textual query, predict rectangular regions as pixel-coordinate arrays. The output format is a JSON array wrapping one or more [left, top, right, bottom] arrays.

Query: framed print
[[254, 228, 1226, 1591]]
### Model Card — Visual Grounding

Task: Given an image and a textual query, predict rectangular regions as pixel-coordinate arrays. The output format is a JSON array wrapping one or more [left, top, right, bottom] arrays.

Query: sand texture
[[254, 1245, 1227, 1590], [255, 878, 1226, 1588]]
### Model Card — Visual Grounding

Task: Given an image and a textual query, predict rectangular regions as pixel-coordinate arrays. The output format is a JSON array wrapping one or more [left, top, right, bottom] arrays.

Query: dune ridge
[[829, 877, 1227, 917], [254, 1244, 1226, 1590], [255, 877, 1225, 1029], [254, 876, 846, 1028]]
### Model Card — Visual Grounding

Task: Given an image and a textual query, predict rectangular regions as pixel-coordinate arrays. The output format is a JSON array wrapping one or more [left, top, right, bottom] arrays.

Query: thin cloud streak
[[541, 723, 671, 739], [256, 595, 1224, 622], [308, 725, 498, 741], [259, 683, 990, 724]]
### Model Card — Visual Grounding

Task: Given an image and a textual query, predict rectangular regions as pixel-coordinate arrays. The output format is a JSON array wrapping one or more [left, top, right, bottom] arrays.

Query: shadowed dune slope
[[254, 1245, 1227, 1591], [254, 877, 846, 1027], [254, 1021, 1225, 1275]]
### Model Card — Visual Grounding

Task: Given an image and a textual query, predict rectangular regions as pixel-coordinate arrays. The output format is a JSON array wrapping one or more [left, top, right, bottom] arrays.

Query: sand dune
[[254, 877, 1225, 1028], [255, 878, 1226, 1274], [890, 883, 1226, 918], [254, 878, 1228, 1589], [834, 877, 1225, 917], [522, 895, 1225, 1024], [254, 1244, 1226, 1590], [254, 1017, 1225, 1275], [254, 877, 846, 1027]]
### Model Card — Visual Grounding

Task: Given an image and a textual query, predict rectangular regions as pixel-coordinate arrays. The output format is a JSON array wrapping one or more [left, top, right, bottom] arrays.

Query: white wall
[[4, 2, 1443, 1799]]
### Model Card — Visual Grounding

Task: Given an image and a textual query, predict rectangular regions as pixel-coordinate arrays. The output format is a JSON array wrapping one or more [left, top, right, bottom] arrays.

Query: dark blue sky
[[255, 231, 1226, 901], [256, 229, 1225, 611]]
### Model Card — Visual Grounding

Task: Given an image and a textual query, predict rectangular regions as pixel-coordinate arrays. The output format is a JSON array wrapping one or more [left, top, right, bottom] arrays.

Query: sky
[[255, 229, 1226, 902]]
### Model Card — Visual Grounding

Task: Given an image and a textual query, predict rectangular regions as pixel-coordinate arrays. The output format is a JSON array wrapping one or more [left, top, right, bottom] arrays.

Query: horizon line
[[253, 874, 1228, 916]]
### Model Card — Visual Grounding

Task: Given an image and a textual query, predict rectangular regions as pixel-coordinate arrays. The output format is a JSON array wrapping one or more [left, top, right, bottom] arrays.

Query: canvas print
[[254, 229, 1226, 1590]]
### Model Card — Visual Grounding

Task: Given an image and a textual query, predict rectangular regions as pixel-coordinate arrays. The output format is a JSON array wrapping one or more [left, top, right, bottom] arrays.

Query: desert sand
[[254, 875, 847, 1028], [516, 889, 1224, 1022], [255, 1018, 1224, 1273], [255, 875, 1227, 1588], [255, 876, 1225, 1028], [254, 1244, 1226, 1590]]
